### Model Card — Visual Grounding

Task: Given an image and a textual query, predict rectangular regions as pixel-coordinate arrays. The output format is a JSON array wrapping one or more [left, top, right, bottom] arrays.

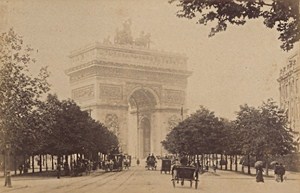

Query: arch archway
[[128, 88, 158, 158]]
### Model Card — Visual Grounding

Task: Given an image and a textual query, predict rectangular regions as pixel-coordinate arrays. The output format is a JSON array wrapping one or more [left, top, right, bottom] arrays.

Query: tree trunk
[[70, 154, 73, 171], [45, 155, 48, 171], [229, 155, 232, 171], [265, 154, 269, 176], [39, 154, 42, 172], [13, 154, 16, 175], [3, 152, 5, 177], [51, 155, 54, 170], [220, 154, 223, 170], [225, 154, 228, 170], [215, 154, 218, 168], [235, 155, 238, 171], [32, 155, 35, 173], [247, 154, 251, 174]]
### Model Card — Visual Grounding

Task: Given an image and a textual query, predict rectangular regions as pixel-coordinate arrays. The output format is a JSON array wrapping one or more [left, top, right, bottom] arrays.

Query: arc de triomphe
[[66, 42, 191, 158]]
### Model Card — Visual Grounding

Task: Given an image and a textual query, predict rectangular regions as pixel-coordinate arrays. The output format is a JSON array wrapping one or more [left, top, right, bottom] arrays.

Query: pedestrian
[[256, 166, 264, 183], [277, 163, 286, 182], [136, 158, 140, 166], [18, 164, 23, 175], [212, 164, 217, 173], [64, 162, 70, 176], [56, 163, 61, 179], [274, 163, 280, 182]]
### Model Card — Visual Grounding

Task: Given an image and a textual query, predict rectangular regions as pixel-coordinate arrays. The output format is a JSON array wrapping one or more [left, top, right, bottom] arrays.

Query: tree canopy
[[36, 94, 119, 156], [169, 0, 299, 51], [235, 99, 297, 157], [162, 106, 225, 155], [162, 99, 297, 159], [0, 28, 50, 154]]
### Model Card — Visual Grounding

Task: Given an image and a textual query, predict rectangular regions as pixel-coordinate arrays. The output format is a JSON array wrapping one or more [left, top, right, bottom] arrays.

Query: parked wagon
[[172, 166, 199, 189], [161, 159, 171, 174]]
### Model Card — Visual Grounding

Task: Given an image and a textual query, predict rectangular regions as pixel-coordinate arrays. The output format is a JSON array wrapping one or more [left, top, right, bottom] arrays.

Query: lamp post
[[4, 143, 12, 187]]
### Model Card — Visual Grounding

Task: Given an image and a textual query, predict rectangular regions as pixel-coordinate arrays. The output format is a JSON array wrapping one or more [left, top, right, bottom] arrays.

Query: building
[[66, 31, 191, 158], [278, 48, 300, 149]]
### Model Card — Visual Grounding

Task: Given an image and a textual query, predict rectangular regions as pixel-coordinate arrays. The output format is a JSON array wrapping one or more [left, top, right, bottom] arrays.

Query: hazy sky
[[1, 0, 296, 120]]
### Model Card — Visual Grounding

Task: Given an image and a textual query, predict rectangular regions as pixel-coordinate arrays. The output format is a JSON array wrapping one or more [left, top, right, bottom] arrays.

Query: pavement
[[0, 160, 299, 193]]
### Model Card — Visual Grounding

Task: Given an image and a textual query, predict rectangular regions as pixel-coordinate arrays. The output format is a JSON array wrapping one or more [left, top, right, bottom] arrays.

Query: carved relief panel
[[99, 84, 123, 101], [72, 84, 95, 100], [163, 89, 184, 105]]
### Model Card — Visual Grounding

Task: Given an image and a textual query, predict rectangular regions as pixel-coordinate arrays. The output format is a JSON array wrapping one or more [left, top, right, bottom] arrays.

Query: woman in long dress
[[256, 167, 264, 183]]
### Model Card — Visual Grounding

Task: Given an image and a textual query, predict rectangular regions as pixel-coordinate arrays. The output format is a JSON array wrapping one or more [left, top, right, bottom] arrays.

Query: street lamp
[[4, 143, 12, 188]]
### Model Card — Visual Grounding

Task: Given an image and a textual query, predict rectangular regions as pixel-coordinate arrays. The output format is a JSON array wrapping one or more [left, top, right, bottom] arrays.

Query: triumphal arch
[[66, 21, 191, 158]]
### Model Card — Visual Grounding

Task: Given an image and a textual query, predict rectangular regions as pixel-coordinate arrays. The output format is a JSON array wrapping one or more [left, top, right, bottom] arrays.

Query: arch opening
[[128, 88, 157, 158]]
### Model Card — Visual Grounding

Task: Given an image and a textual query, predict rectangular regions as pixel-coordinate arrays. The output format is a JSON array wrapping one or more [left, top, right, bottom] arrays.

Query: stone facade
[[66, 42, 191, 158], [278, 48, 300, 149]]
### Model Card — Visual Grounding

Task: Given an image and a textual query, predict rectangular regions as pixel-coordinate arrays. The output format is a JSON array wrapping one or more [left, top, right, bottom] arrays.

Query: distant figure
[[136, 158, 140, 166], [18, 164, 23, 175], [277, 163, 286, 182], [64, 162, 70, 176], [146, 154, 151, 162], [180, 156, 188, 166], [274, 163, 280, 182], [150, 153, 156, 162], [56, 163, 61, 179], [256, 166, 264, 183], [212, 164, 217, 173], [171, 158, 181, 176]]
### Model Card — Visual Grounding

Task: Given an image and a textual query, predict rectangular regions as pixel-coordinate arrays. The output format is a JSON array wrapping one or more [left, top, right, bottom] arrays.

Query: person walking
[[274, 163, 280, 182], [256, 166, 264, 183], [277, 163, 286, 182], [56, 163, 61, 179]]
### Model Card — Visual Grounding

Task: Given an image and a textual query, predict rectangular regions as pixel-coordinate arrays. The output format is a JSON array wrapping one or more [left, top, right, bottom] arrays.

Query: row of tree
[[162, 99, 298, 173], [0, 29, 119, 168]]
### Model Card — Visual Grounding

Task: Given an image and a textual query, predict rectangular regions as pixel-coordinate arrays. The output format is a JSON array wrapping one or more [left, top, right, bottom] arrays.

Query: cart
[[172, 166, 199, 189], [161, 159, 171, 174]]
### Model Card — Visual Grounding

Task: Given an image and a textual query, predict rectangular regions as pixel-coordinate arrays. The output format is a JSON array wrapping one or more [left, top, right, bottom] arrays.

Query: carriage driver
[[150, 153, 156, 162]]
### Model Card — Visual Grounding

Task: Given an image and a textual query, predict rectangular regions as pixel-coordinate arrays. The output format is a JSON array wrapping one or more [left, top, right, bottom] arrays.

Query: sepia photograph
[[0, 0, 299, 192]]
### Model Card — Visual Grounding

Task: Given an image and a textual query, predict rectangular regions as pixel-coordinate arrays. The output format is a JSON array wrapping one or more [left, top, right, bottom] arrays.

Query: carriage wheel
[[195, 181, 198, 189]]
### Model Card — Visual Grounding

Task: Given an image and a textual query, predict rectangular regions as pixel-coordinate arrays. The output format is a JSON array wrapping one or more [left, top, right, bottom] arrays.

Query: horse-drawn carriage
[[104, 154, 124, 172], [72, 159, 91, 176], [172, 166, 199, 189], [146, 156, 157, 170], [161, 159, 171, 174]]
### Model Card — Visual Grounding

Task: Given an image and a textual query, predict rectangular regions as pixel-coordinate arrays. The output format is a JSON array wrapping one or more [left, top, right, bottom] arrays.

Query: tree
[[235, 99, 297, 174], [162, 106, 224, 155], [0, 29, 50, 156], [39, 94, 119, 158], [169, 0, 299, 51]]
